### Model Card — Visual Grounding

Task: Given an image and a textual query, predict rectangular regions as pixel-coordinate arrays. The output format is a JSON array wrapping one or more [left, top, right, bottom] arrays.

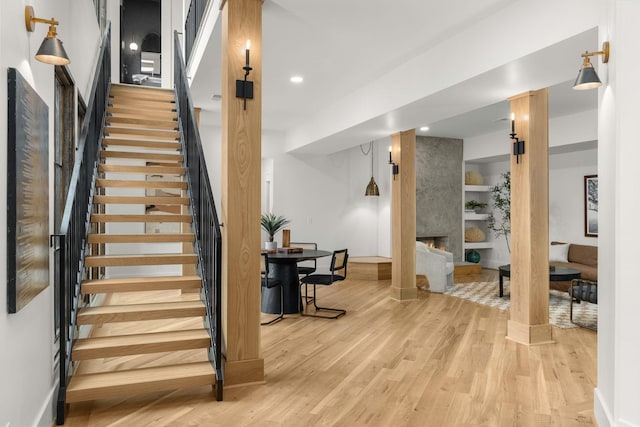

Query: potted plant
[[487, 171, 511, 253], [261, 213, 290, 250], [465, 200, 488, 212]]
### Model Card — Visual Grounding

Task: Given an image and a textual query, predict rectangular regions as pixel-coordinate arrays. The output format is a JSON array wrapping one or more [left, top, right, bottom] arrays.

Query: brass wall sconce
[[388, 146, 399, 178], [573, 41, 610, 90], [25, 6, 70, 65], [235, 40, 253, 110], [510, 113, 525, 164]]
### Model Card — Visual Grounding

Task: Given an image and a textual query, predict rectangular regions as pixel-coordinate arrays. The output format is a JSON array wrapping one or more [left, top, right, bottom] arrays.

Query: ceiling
[[190, 0, 598, 154]]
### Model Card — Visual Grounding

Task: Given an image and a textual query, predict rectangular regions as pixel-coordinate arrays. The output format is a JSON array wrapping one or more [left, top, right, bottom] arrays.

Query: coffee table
[[497, 265, 581, 297]]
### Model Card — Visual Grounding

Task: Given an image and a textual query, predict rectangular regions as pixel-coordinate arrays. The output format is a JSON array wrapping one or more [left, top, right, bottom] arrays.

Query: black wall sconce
[[25, 5, 70, 65], [510, 113, 525, 164], [235, 40, 253, 110], [388, 146, 399, 178], [573, 41, 610, 90]]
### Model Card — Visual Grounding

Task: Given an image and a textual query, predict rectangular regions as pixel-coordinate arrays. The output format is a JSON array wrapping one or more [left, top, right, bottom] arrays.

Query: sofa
[[416, 241, 454, 293], [549, 242, 597, 292]]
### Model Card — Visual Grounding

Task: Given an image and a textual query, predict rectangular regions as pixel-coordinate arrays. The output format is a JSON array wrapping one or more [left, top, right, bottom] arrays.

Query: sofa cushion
[[568, 243, 598, 267], [549, 243, 570, 262]]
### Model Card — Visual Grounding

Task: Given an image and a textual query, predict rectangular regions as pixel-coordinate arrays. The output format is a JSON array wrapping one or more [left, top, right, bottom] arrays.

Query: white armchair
[[416, 241, 454, 293]]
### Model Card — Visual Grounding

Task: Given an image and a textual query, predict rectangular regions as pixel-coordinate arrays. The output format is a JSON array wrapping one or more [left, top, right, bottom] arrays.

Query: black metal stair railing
[[185, 0, 211, 65], [174, 30, 224, 400], [52, 23, 111, 425]]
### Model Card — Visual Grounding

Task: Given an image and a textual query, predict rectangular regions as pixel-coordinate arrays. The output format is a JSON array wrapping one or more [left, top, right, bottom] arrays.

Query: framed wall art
[[584, 174, 598, 238], [7, 68, 50, 313]]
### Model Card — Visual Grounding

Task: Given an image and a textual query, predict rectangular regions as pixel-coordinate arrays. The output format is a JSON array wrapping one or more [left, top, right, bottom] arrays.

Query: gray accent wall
[[416, 136, 463, 261]]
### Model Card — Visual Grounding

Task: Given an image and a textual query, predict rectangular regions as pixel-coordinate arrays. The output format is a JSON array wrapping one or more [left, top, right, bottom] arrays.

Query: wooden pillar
[[194, 107, 201, 127], [220, 0, 264, 385], [390, 130, 417, 301], [506, 89, 552, 346]]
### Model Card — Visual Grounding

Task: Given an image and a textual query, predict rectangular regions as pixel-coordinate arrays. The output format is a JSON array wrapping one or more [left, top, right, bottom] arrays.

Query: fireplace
[[417, 235, 449, 252]]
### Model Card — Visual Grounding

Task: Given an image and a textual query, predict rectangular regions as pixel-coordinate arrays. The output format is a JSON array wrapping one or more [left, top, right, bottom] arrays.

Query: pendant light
[[364, 141, 380, 196]]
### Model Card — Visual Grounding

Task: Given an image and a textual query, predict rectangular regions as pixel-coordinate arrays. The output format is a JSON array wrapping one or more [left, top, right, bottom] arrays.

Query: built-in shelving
[[463, 176, 493, 265]]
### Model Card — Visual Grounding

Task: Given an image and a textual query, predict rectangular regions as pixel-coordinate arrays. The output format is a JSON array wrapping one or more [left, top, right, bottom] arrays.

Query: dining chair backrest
[[291, 241, 317, 270], [330, 249, 348, 279], [260, 253, 268, 276]]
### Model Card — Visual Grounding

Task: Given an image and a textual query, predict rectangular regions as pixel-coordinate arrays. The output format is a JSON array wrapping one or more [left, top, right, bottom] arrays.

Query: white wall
[[0, 2, 101, 426], [596, 1, 640, 425]]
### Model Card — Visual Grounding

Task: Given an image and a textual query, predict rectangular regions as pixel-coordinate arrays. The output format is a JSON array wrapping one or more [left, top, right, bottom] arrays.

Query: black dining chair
[[299, 249, 348, 319], [569, 278, 597, 330], [260, 253, 284, 325], [291, 241, 317, 305]]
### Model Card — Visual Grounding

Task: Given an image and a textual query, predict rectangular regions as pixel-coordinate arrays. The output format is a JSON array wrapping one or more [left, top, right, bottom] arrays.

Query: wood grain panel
[[81, 275, 201, 294], [390, 130, 417, 300], [507, 89, 551, 345], [349, 257, 392, 280], [77, 301, 205, 324], [84, 254, 197, 267], [95, 179, 187, 189], [102, 137, 181, 150], [220, 0, 264, 385]]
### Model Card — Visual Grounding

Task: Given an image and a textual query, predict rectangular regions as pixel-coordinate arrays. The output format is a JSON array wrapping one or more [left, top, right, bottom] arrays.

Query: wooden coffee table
[[497, 264, 581, 297]]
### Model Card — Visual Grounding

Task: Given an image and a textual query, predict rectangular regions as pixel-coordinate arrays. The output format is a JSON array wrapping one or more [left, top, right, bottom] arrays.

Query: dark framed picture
[[584, 175, 598, 237], [7, 68, 50, 313]]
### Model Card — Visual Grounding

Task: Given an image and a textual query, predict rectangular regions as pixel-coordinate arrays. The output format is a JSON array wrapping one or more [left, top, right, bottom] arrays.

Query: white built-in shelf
[[464, 241, 495, 249], [464, 212, 489, 220], [464, 185, 491, 192]]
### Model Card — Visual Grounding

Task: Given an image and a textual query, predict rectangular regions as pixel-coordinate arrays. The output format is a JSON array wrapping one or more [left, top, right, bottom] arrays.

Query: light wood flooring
[[63, 269, 597, 426]]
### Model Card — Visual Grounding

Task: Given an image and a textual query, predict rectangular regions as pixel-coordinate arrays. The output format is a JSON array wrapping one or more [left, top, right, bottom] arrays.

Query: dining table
[[261, 249, 331, 315]]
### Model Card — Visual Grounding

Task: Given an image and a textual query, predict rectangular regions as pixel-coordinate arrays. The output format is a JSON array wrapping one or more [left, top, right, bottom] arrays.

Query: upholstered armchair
[[416, 241, 454, 293]]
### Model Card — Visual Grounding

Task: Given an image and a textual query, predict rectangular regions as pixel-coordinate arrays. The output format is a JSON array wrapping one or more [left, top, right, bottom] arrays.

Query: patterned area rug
[[444, 281, 597, 329]]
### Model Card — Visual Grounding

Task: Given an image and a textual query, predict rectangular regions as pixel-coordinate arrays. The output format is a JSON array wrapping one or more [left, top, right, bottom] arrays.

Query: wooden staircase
[[65, 83, 217, 404]]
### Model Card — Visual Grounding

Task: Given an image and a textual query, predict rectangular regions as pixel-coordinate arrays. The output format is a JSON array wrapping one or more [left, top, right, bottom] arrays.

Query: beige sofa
[[549, 242, 597, 292]]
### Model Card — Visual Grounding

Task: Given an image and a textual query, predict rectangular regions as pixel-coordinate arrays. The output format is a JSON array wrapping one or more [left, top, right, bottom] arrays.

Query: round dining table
[[261, 249, 331, 315]]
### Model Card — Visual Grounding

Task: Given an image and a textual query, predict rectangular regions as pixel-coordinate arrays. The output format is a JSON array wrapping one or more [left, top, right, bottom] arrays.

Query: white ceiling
[[190, 0, 598, 153]]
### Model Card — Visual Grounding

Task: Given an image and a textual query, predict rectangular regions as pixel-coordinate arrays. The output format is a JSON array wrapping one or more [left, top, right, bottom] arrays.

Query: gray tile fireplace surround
[[416, 136, 463, 262]]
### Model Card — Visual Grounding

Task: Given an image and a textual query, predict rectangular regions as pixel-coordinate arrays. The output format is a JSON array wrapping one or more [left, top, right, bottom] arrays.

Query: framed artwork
[[584, 175, 598, 237], [7, 68, 50, 313]]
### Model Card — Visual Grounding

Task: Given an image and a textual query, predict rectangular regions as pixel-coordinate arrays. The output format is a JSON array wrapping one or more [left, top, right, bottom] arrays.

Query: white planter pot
[[265, 241, 277, 250]]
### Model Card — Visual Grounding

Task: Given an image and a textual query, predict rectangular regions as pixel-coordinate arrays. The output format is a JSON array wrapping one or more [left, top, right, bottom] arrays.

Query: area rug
[[444, 281, 597, 329]]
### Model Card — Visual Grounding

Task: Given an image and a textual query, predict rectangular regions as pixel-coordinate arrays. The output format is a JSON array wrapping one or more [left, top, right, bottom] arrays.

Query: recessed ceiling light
[[290, 75, 303, 84], [419, 126, 430, 132]]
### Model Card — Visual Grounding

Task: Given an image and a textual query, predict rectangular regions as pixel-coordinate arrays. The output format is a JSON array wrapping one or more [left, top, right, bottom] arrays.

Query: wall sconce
[[235, 40, 253, 110], [388, 146, 399, 178], [361, 142, 380, 196], [129, 42, 139, 52], [573, 41, 610, 90], [510, 113, 525, 164], [25, 6, 70, 65]]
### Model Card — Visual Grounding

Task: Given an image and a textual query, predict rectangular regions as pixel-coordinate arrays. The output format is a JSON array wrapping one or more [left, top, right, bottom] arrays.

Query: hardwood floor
[[63, 270, 597, 426]]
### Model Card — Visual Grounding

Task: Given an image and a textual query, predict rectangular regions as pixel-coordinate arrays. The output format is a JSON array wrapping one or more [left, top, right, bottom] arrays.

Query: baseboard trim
[[594, 388, 613, 427], [34, 381, 58, 427]]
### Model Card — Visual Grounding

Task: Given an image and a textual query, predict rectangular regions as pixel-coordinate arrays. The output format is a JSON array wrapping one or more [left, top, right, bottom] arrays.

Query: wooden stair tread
[[96, 179, 187, 189], [108, 107, 177, 120], [91, 214, 192, 223], [66, 361, 215, 403], [110, 90, 175, 102], [88, 233, 195, 244], [105, 127, 180, 140], [72, 329, 210, 360], [93, 195, 189, 205], [77, 300, 206, 324], [98, 164, 185, 175], [105, 118, 178, 130], [109, 100, 176, 112], [84, 253, 198, 267], [111, 83, 174, 93], [101, 150, 183, 162], [81, 275, 201, 294], [103, 138, 181, 150]]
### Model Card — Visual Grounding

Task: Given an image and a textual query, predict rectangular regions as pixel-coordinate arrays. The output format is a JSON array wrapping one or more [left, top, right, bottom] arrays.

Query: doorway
[[120, 0, 161, 86]]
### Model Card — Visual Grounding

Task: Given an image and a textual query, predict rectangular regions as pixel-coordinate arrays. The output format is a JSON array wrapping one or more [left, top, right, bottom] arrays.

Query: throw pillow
[[549, 243, 570, 262]]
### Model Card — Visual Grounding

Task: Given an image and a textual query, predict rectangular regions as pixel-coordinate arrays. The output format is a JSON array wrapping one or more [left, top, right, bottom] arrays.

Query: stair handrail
[[52, 22, 111, 425], [173, 30, 224, 400]]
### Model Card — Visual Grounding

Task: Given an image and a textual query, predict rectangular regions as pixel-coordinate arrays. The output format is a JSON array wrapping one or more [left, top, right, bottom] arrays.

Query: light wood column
[[506, 89, 552, 346], [390, 130, 417, 301], [220, 0, 264, 385]]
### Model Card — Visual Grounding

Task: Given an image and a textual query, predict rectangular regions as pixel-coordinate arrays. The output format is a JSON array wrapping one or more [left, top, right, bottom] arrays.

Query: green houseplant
[[487, 171, 511, 253], [261, 213, 290, 249], [465, 200, 487, 211]]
